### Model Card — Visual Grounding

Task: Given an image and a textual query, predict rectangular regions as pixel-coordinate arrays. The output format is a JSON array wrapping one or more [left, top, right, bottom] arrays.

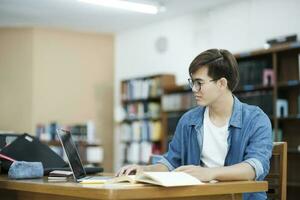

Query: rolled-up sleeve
[[244, 158, 264, 180], [243, 110, 273, 180]]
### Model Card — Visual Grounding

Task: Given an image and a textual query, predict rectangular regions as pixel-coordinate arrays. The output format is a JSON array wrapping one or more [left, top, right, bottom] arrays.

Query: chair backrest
[[266, 142, 287, 200]]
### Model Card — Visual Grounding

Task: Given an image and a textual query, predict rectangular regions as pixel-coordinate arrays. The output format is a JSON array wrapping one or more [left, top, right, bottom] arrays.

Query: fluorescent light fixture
[[79, 0, 159, 14]]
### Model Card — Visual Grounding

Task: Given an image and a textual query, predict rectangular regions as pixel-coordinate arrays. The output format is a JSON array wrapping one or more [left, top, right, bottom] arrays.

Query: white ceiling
[[0, 0, 235, 33]]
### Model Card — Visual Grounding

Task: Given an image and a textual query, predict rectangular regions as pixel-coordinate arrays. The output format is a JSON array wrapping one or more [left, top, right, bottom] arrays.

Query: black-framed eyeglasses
[[188, 78, 218, 92]]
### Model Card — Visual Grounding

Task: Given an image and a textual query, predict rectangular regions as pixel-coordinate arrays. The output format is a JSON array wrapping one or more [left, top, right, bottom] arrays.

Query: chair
[[266, 142, 287, 200]]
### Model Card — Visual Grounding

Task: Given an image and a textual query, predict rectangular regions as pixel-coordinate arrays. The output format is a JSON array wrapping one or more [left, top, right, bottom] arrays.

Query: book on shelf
[[36, 121, 96, 143], [238, 58, 271, 87], [276, 99, 288, 117], [84, 172, 203, 187], [122, 77, 162, 100], [140, 141, 152, 163], [124, 102, 161, 120], [263, 69, 275, 86], [150, 121, 162, 141], [120, 123, 132, 142], [132, 122, 141, 141], [120, 121, 162, 143], [127, 142, 140, 163], [237, 91, 273, 116], [151, 143, 161, 155], [162, 93, 195, 112]]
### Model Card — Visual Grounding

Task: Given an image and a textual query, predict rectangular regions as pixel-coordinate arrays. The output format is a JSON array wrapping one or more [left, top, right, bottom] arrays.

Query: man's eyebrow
[[192, 78, 204, 82]]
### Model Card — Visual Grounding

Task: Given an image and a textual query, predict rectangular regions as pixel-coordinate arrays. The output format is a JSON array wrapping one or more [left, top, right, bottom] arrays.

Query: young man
[[117, 49, 273, 200]]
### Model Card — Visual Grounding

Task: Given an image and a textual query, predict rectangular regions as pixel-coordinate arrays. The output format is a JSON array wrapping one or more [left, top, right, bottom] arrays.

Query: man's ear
[[218, 77, 228, 89]]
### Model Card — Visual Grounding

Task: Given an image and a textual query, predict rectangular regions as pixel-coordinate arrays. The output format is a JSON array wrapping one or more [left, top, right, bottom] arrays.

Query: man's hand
[[115, 164, 144, 177], [174, 165, 217, 182]]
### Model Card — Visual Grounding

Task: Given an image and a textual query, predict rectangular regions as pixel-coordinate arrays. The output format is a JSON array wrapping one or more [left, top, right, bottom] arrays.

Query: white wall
[[114, 0, 300, 171]]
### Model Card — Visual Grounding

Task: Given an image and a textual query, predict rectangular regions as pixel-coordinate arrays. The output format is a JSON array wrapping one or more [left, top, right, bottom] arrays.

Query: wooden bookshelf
[[119, 74, 176, 165], [235, 84, 273, 93], [122, 117, 161, 123], [160, 42, 300, 200], [121, 97, 161, 104]]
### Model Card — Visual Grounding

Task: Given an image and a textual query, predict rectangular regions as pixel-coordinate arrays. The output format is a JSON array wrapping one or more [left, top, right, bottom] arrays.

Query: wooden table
[[0, 175, 268, 200]]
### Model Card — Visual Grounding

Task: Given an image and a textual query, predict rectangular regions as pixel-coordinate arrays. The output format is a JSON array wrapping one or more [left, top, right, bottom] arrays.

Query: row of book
[[121, 77, 162, 100], [238, 58, 272, 86], [36, 121, 95, 142], [121, 141, 161, 164], [162, 92, 197, 112], [238, 53, 300, 86], [120, 121, 162, 142], [237, 91, 273, 116], [238, 92, 299, 118], [123, 102, 160, 120]]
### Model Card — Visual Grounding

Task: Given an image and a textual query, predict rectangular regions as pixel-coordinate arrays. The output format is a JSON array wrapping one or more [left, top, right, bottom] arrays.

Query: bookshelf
[[119, 74, 176, 165], [160, 42, 300, 200]]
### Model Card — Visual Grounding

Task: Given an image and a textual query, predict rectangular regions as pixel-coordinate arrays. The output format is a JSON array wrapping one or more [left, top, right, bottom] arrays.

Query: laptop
[[56, 128, 112, 183]]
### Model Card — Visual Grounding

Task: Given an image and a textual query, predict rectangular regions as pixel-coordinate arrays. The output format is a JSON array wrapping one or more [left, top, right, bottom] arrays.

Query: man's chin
[[196, 100, 207, 107]]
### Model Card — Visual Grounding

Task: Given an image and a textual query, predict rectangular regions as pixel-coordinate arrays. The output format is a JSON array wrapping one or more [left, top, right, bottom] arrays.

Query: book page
[[136, 172, 203, 187]]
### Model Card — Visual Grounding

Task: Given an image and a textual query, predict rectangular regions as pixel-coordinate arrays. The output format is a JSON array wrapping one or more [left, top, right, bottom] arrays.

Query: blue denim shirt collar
[[229, 96, 243, 128], [187, 95, 242, 128]]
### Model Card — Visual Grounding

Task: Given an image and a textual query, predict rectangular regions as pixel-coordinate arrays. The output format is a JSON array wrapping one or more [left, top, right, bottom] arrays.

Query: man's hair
[[189, 49, 240, 91]]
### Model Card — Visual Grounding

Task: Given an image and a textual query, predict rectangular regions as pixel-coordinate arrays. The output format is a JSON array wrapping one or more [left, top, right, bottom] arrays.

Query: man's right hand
[[115, 164, 145, 177]]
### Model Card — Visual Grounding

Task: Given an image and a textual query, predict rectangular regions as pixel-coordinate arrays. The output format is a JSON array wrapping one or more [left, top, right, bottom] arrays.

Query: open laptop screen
[[57, 129, 86, 180]]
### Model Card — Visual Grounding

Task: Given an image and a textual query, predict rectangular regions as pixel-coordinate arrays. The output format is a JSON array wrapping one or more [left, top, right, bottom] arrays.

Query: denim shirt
[[156, 96, 273, 200]]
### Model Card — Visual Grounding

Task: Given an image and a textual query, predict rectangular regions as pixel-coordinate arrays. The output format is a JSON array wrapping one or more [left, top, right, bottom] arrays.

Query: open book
[[105, 172, 203, 187]]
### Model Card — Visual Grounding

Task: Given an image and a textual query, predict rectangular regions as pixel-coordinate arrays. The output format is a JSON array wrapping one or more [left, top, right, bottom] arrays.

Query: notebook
[[56, 128, 112, 183]]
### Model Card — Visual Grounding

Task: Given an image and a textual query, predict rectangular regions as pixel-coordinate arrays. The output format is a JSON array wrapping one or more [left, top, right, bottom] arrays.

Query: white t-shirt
[[200, 107, 229, 168]]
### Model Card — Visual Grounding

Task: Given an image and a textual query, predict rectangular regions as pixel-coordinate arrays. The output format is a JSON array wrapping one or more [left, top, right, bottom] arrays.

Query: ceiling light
[[78, 0, 160, 14]]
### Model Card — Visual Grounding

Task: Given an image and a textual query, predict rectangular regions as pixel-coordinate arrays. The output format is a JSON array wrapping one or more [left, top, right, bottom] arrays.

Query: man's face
[[190, 67, 221, 106]]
